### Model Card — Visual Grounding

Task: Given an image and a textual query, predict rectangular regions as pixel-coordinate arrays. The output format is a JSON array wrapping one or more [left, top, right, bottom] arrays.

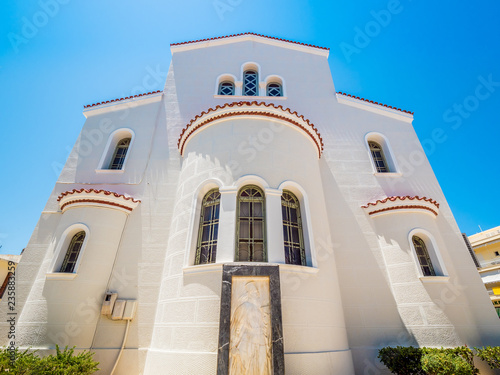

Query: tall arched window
[[412, 236, 436, 276], [368, 141, 389, 173], [218, 81, 235, 96], [243, 70, 258, 96], [60, 231, 86, 273], [281, 191, 305, 265], [109, 138, 131, 170], [236, 186, 266, 262], [195, 189, 221, 265], [267, 82, 282, 97]]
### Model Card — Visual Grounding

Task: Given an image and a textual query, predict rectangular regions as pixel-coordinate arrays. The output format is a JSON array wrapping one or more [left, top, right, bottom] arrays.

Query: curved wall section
[[147, 109, 353, 373], [178, 101, 324, 158], [15, 190, 139, 351]]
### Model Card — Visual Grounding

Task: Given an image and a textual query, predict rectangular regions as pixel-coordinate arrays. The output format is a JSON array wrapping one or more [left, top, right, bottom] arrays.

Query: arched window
[[60, 231, 86, 273], [243, 70, 258, 96], [195, 189, 221, 265], [236, 185, 266, 262], [109, 138, 131, 170], [412, 236, 436, 276], [368, 141, 389, 173], [218, 81, 235, 96], [281, 191, 305, 265], [267, 82, 282, 97]]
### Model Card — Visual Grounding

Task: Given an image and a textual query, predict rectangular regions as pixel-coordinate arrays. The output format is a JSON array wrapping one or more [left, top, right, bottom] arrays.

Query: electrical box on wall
[[123, 300, 138, 320], [112, 299, 126, 320], [101, 292, 118, 315]]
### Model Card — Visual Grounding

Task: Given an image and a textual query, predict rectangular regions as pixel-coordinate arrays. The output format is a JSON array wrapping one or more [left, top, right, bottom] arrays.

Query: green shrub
[[421, 347, 478, 375], [0, 345, 99, 375], [378, 346, 480, 375], [377, 346, 425, 375], [474, 346, 500, 369]]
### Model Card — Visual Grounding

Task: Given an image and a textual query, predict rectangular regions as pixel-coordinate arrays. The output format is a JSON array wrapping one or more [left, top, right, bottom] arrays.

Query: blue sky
[[1, 1, 499, 255]]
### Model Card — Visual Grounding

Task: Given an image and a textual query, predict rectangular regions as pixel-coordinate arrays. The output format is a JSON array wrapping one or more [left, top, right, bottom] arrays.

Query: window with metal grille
[[108, 138, 131, 170], [60, 231, 86, 273], [195, 189, 221, 265], [218, 81, 235, 95], [236, 185, 266, 262], [281, 191, 305, 265], [412, 236, 436, 276], [267, 82, 282, 97], [243, 70, 258, 96], [368, 141, 389, 173]]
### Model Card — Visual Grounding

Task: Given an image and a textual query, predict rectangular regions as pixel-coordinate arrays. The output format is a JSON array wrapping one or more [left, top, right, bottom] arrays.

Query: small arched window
[[243, 70, 258, 96], [60, 231, 86, 273], [195, 189, 221, 265], [412, 236, 436, 276], [218, 81, 235, 96], [267, 82, 282, 97], [368, 141, 389, 173], [281, 191, 305, 265], [109, 138, 131, 170], [236, 186, 266, 262]]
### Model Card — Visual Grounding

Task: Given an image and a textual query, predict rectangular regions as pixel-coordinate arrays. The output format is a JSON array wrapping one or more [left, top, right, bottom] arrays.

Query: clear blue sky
[[1, 1, 499, 255]]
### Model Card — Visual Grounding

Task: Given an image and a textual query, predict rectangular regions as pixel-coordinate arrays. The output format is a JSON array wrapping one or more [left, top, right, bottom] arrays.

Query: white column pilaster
[[265, 188, 285, 264], [217, 187, 238, 263]]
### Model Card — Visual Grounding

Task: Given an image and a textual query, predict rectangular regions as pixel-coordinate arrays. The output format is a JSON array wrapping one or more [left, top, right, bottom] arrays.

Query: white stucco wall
[[2, 35, 499, 375]]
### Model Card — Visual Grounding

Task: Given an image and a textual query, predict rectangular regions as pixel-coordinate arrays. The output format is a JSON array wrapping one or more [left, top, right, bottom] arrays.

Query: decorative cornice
[[336, 92, 414, 115], [178, 101, 323, 158], [83, 90, 162, 109], [57, 189, 140, 214], [171, 32, 329, 51], [362, 196, 439, 217]]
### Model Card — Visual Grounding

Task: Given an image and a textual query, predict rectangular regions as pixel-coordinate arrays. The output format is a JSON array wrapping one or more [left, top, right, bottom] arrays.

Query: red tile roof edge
[[361, 196, 439, 209], [57, 189, 140, 203], [177, 101, 323, 156], [337, 92, 414, 115], [83, 90, 162, 109], [171, 32, 329, 51]]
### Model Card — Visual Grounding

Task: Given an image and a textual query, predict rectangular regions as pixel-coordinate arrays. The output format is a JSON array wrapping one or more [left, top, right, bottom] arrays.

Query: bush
[[0, 345, 99, 375], [421, 347, 478, 375], [377, 346, 425, 375], [474, 346, 500, 369], [378, 346, 479, 375]]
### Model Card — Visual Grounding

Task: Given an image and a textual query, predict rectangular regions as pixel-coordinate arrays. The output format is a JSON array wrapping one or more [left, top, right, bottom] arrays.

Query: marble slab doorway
[[217, 265, 285, 375]]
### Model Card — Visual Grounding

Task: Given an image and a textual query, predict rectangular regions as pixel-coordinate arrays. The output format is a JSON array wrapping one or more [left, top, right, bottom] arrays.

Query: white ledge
[[419, 276, 450, 283], [95, 169, 125, 174], [374, 172, 403, 177], [214, 95, 287, 100], [183, 262, 318, 275], [279, 264, 319, 274], [183, 263, 223, 275], [46, 272, 78, 280]]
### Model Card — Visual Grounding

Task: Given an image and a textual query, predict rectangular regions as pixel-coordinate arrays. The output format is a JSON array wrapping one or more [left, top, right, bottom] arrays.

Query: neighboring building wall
[[469, 226, 500, 318], [0, 255, 21, 300]]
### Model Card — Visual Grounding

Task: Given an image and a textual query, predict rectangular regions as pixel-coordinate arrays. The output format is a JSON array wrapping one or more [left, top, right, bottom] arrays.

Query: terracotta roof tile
[[361, 196, 439, 209], [57, 189, 140, 203], [177, 101, 323, 157], [337, 92, 414, 115], [171, 33, 329, 51], [84, 90, 162, 109]]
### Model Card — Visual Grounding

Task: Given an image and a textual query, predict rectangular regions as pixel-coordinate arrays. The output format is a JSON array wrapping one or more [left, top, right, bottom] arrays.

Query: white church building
[[3, 33, 500, 374]]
